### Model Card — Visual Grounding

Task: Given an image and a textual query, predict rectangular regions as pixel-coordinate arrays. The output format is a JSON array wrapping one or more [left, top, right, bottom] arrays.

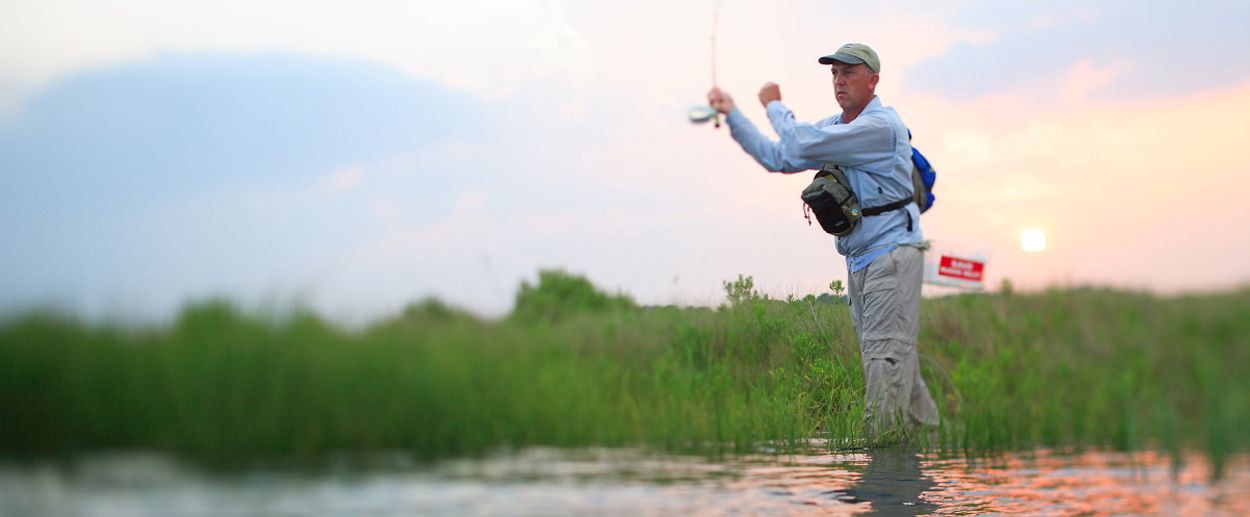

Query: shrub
[[511, 269, 636, 323]]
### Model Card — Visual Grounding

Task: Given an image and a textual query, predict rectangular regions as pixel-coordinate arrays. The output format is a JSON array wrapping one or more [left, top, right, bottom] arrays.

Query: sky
[[3, 0, 1250, 322]]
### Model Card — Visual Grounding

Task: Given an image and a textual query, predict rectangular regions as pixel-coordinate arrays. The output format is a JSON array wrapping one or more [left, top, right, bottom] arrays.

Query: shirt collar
[[837, 95, 882, 124]]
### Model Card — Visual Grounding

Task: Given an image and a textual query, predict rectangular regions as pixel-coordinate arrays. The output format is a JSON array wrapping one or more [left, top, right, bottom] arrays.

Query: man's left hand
[[758, 82, 781, 107]]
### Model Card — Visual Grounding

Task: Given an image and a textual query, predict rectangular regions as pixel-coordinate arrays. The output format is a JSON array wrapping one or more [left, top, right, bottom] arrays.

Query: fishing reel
[[688, 104, 720, 127]]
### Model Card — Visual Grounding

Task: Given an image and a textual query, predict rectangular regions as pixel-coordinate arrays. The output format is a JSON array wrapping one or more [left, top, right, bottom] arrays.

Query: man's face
[[830, 62, 878, 113]]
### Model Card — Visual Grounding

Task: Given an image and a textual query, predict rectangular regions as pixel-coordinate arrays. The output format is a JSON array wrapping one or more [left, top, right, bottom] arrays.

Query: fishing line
[[687, 0, 723, 127], [711, 0, 721, 128]]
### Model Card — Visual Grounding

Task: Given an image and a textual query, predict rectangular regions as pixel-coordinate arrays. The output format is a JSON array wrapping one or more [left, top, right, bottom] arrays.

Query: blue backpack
[[909, 130, 936, 213]]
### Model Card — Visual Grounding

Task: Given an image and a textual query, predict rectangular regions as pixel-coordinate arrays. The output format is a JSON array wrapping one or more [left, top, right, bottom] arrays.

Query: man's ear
[[869, 73, 880, 90]]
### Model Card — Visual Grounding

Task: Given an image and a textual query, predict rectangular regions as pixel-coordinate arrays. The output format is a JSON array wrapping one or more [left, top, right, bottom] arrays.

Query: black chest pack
[[800, 143, 936, 237]]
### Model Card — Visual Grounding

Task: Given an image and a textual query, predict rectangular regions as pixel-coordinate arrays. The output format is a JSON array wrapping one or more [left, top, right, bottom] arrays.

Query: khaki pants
[[848, 245, 940, 437]]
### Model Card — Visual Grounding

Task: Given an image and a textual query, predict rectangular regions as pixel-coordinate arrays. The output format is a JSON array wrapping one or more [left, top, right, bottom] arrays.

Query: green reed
[[2, 271, 1248, 475]]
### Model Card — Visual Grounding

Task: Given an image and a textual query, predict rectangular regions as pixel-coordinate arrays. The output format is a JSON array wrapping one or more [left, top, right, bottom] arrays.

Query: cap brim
[[818, 53, 866, 66]]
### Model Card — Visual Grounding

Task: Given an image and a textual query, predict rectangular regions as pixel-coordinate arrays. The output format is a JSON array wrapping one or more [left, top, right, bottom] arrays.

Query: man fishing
[[707, 43, 939, 439]]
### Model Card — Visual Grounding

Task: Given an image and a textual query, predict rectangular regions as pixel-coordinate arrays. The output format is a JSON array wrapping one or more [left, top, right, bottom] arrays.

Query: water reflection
[[843, 449, 938, 516], [922, 449, 1250, 516], [1, 448, 1247, 516]]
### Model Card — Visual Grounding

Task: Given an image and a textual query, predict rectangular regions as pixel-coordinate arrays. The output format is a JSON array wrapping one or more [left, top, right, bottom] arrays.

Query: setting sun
[[1021, 228, 1048, 252]]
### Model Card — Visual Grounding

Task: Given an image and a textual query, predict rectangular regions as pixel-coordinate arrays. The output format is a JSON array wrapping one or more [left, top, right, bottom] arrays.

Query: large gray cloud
[[906, 1, 1250, 99], [1, 52, 479, 200]]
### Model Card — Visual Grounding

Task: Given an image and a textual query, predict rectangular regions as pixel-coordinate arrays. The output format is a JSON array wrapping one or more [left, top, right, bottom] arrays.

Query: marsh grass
[[2, 271, 1248, 475]]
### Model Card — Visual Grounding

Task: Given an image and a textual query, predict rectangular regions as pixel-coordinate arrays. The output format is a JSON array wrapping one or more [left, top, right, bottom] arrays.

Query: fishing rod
[[688, 0, 721, 127]]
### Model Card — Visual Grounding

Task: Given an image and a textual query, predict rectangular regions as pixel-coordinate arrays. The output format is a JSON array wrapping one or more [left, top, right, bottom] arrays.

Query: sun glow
[[1021, 228, 1048, 253]]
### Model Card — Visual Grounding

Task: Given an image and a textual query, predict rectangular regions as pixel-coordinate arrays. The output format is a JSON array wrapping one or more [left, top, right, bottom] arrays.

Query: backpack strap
[[862, 197, 914, 231], [861, 198, 911, 216]]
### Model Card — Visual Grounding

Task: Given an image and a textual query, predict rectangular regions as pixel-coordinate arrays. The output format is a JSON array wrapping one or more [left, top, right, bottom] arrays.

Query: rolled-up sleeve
[[726, 108, 822, 173], [766, 101, 893, 167]]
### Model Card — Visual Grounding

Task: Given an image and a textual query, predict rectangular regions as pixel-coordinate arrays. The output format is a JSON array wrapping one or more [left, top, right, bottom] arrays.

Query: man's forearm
[[766, 102, 892, 167], [726, 108, 819, 173]]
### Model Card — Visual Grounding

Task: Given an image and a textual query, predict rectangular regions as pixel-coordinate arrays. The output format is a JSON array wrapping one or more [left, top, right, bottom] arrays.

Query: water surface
[[2, 447, 1247, 516]]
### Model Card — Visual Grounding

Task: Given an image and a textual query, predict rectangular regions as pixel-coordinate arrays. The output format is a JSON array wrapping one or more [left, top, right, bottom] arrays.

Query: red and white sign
[[938, 255, 985, 282], [923, 241, 989, 290]]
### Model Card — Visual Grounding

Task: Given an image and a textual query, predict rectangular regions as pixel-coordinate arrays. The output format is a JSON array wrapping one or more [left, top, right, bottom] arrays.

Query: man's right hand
[[707, 87, 735, 115]]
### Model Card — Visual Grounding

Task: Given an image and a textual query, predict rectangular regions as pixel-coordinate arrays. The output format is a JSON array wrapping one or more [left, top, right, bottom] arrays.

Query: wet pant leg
[[848, 245, 939, 437]]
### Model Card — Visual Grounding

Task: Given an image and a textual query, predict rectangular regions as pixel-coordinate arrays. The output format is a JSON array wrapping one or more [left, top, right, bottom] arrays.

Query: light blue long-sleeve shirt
[[724, 96, 924, 272]]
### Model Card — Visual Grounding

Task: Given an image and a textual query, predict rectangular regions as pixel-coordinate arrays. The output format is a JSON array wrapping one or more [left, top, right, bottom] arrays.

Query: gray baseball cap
[[818, 43, 880, 73]]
